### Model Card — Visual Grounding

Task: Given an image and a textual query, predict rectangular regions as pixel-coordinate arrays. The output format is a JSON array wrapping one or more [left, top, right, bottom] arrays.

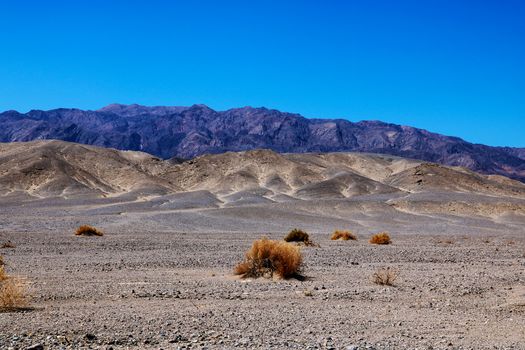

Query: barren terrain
[[0, 141, 524, 349]]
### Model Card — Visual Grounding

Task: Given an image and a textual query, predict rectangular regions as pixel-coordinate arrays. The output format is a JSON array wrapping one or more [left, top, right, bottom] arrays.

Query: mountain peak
[[98, 103, 189, 117], [98, 103, 145, 113], [187, 104, 214, 111]]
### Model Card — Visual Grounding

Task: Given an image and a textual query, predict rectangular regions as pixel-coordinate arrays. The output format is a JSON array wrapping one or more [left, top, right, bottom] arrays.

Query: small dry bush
[[372, 267, 399, 286], [234, 238, 303, 279], [284, 228, 310, 243], [1, 241, 15, 249], [437, 239, 454, 245], [0, 266, 7, 282], [284, 228, 318, 246], [0, 277, 29, 311], [0, 258, 30, 312], [75, 225, 104, 237], [331, 230, 357, 241], [369, 232, 391, 245]]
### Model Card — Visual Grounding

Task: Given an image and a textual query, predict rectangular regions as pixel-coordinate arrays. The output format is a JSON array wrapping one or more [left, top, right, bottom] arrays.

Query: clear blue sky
[[0, 1, 523, 147]]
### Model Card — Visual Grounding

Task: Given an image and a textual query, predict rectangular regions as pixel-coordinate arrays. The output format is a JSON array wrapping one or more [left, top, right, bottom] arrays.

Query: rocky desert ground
[[0, 140, 524, 349]]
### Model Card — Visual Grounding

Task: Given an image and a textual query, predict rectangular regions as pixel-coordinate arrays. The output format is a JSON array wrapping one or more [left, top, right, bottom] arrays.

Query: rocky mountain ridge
[[1, 103, 523, 181]]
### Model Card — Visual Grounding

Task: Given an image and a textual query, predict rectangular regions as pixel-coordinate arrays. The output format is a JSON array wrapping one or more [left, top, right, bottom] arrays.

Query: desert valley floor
[[0, 141, 524, 349]]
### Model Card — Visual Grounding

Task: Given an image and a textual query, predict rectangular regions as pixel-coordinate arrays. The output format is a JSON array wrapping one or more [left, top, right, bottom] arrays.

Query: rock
[[56, 335, 67, 344], [169, 335, 186, 343], [26, 345, 44, 350], [84, 333, 97, 341]]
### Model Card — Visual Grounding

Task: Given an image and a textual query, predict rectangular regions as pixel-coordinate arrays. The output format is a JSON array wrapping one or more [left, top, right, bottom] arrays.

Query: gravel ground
[[1, 228, 524, 349]]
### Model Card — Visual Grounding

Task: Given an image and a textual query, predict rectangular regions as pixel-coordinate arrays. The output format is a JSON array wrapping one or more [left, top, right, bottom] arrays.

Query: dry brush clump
[[75, 225, 104, 237], [1, 241, 16, 249], [331, 230, 357, 241], [284, 228, 317, 246], [234, 238, 303, 279], [372, 267, 399, 286], [437, 239, 454, 245], [369, 232, 391, 245], [0, 257, 30, 312], [0, 265, 7, 282], [284, 228, 310, 243], [0, 277, 29, 311]]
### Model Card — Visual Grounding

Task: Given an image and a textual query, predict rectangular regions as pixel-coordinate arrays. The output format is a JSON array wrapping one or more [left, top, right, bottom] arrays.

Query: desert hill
[[0, 140, 177, 198], [1, 140, 524, 207]]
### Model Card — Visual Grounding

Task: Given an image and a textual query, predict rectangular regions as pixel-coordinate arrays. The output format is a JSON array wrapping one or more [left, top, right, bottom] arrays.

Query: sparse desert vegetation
[[284, 228, 310, 243], [0, 277, 29, 312], [0, 229, 524, 349], [284, 228, 317, 246], [372, 267, 399, 286], [0, 258, 30, 312], [369, 232, 391, 245], [75, 225, 104, 237], [234, 238, 303, 279], [437, 239, 454, 245], [0, 265, 6, 282], [1, 241, 15, 249], [331, 230, 357, 241]]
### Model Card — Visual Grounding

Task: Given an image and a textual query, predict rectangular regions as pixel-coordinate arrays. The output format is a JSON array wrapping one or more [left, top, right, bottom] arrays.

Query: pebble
[[26, 345, 44, 350]]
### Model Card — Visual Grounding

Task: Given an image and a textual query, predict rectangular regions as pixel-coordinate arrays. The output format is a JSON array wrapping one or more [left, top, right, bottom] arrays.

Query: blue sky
[[0, 1, 523, 147]]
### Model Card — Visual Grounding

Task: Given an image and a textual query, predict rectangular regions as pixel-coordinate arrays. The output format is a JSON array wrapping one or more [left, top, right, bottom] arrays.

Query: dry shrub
[[1, 242, 15, 249], [0, 266, 7, 282], [437, 239, 454, 245], [284, 228, 310, 243], [75, 225, 104, 237], [331, 230, 357, 241], [369, 232, 391, 245], [372, 267, 399, 286], [284, 228, 318, 246], [0, 255, 3, 266], [0, 258, 30, 312], [234, 238, 303, 279], [0, 277, 29, 311]]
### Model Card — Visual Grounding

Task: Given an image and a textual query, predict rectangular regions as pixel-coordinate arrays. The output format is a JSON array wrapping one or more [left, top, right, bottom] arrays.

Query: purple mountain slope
[[1, 103, 524, 181]]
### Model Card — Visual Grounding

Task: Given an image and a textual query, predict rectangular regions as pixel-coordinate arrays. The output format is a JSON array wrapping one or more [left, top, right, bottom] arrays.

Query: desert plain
[[0, 140, 524, 349]]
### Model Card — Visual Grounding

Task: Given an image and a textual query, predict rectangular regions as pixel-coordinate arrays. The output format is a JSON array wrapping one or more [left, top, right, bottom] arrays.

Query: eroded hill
[[1, 140, 524, 205]]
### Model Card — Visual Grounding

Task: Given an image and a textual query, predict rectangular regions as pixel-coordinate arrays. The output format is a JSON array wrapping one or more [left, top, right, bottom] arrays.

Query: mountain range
[[1, 103, 524, 181]]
